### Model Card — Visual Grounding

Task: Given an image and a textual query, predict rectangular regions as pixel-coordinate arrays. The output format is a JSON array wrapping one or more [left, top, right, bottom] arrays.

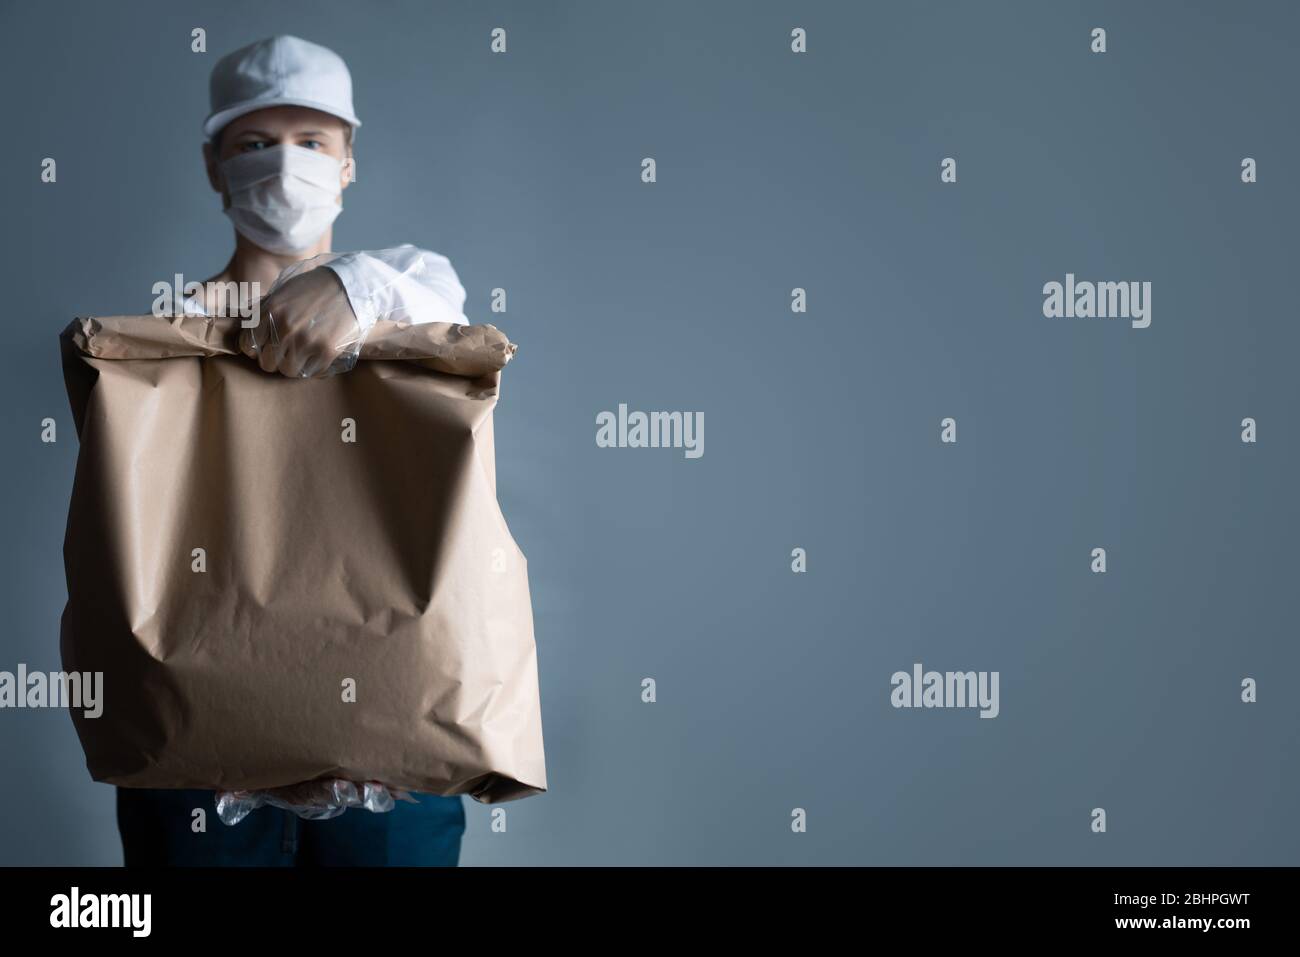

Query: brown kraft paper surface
[[58, 314, 546, 804]]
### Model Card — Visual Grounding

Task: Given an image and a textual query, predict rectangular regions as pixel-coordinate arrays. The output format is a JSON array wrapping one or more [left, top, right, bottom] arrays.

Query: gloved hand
[[215, 778, 419, 825], [239, 260, 368, 378]]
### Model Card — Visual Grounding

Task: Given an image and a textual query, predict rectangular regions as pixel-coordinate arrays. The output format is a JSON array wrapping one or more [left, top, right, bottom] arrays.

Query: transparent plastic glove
[[325, 245, 469, 329], [238, 256, 371, 378], [214, 779, 419, 826]]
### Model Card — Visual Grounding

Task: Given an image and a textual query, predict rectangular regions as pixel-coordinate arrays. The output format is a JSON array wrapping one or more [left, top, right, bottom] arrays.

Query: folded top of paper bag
[[63, 314, 515, 377]]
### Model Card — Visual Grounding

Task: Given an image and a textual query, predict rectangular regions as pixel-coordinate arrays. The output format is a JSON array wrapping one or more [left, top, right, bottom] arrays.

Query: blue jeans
[[116, 786, 466, 866]]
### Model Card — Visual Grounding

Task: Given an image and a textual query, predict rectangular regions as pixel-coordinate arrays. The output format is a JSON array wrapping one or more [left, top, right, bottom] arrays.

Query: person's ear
[[340, 147, 355, 193], [202, 140, 226, 198]]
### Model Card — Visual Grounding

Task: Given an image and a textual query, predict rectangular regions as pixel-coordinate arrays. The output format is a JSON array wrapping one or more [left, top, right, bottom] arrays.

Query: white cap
[[203, 35, 362, 140]]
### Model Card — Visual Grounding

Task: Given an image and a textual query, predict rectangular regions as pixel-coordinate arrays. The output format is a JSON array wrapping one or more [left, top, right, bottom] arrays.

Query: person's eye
[[300, 140, 324, 150], [239, 141, 269, 152]]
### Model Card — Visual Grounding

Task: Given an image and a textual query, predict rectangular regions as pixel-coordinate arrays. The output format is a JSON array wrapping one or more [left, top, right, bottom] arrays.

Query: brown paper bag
[[58, 314, 546, 803]]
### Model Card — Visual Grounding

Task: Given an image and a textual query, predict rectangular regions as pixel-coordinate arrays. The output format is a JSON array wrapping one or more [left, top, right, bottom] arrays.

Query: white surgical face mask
[[220, 144, 344, 254]]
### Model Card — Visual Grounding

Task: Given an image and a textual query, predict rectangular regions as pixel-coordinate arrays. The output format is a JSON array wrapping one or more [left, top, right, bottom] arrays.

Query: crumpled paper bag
[[58, 314, 546, 803]]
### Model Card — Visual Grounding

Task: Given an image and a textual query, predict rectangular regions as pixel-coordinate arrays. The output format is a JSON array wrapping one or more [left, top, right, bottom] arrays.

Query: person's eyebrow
[[294, 130, 333, 137], [232, 129, 275, 139]]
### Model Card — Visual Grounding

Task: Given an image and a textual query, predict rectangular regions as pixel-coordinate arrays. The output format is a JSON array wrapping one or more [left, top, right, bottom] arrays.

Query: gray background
[[1, 0, 1296, 865]]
